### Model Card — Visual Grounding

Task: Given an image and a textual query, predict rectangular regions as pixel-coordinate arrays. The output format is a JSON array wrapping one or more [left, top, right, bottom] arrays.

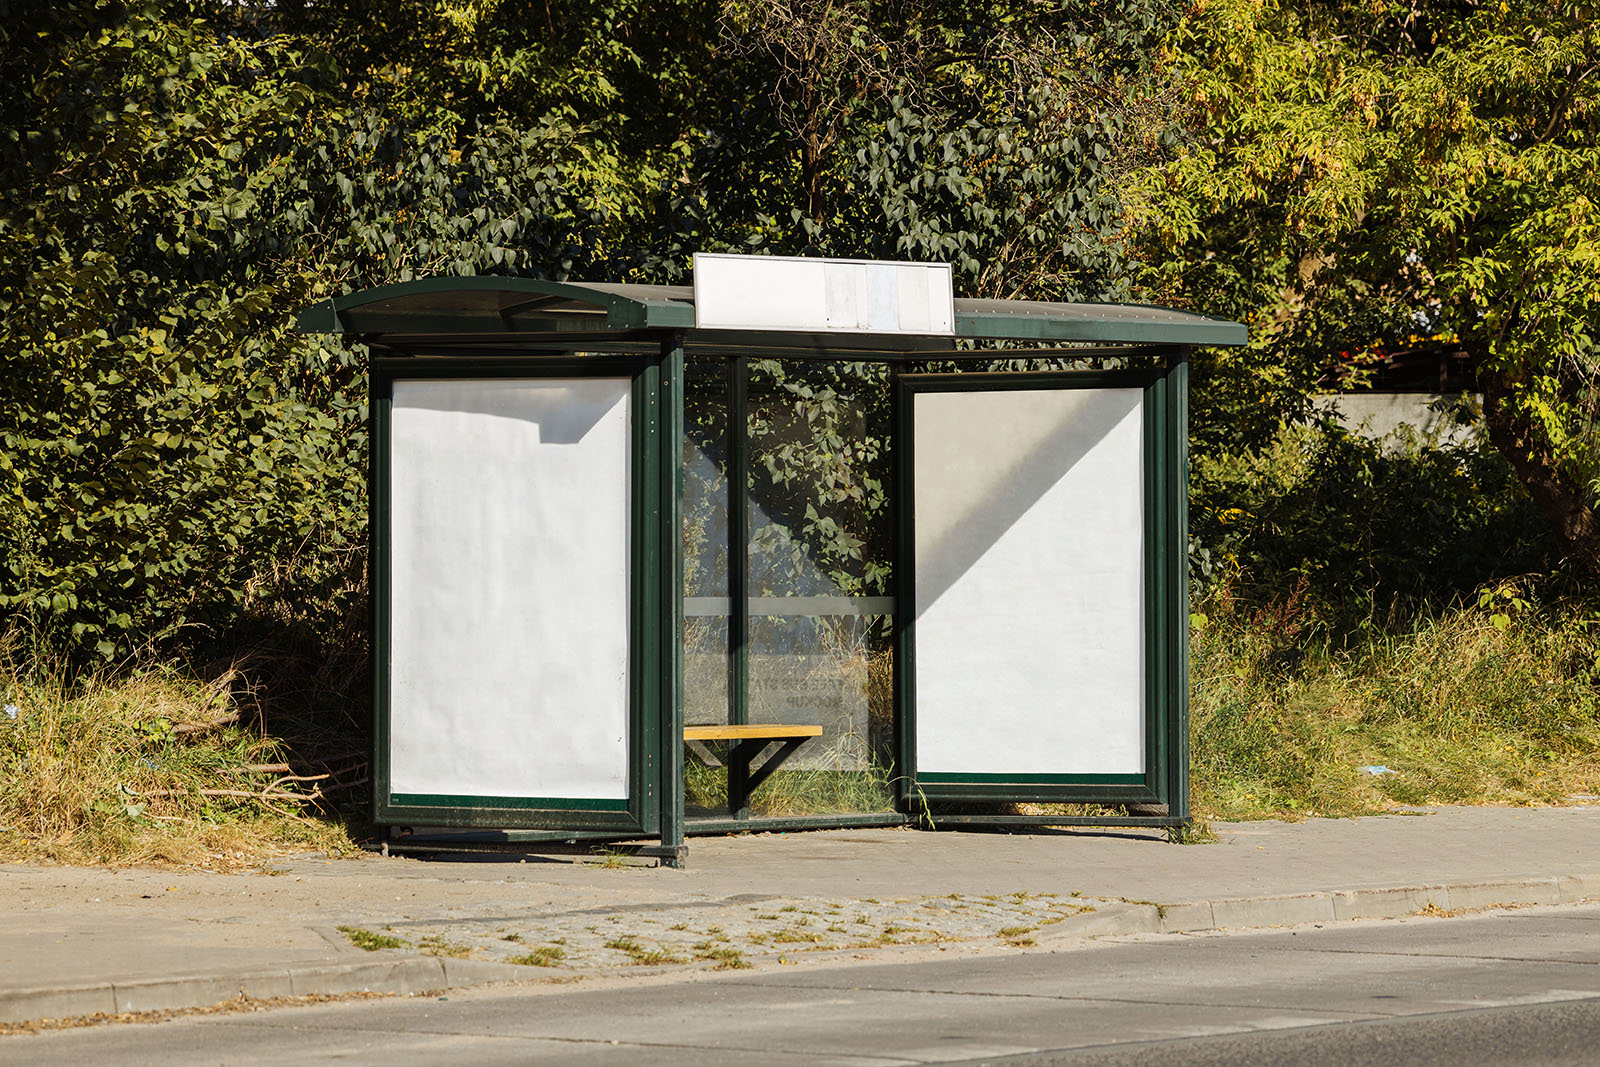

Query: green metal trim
[[375, 805, 646, 832], [924, 814, 1186, 829], [1170, 348, 1193, 823], [893, 363, 1187, 809], [685, 812, 909, 834], [913, 783, 1165, 804], [915, 772, 1146, 785], [892, 371, 915, 810], [297, 276, 695, 335], [371, 370, 393, 829], [1144, 365, 1169, 807], [657, 337, 687, 864], [371, 355, 658, 835], [635, 351, 664, 835], [298, 279, 1246, 348], [390, 794, 630, 811], [728, 356, 750, 736], [953, 307, 1246, 347]]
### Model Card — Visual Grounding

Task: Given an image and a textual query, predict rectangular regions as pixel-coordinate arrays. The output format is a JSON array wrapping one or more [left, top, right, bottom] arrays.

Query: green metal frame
[[682, 354, 904, 829], [302, 276, 1239, 853], [892, 356, 1191, 818], [370, 354, 665, 834]]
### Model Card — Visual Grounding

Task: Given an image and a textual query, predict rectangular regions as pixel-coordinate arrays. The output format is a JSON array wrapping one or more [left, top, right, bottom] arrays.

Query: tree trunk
[[1480, 369, 1600, 578]]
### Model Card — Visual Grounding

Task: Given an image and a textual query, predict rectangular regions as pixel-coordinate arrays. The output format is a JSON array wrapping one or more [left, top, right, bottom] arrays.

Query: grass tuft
[[416, 935, 472, 958], [604, 935, 687, 966], [693, 944, 751, 969], [339, 926, 407, 951], [508, 945, 566, 967]]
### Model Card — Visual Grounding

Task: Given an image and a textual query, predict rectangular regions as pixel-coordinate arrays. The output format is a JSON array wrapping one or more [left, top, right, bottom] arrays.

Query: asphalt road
[[7, 904, 1600, 1065]]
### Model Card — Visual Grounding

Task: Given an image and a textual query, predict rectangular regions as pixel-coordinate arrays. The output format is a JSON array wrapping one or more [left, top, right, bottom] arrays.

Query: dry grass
[[0, 635, 357, 868], [1191, 588, 1600, 819]]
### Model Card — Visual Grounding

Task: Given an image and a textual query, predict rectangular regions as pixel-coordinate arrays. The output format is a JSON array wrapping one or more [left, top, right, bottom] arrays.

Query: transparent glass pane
[[684, 358, 730, 600], [683, 616, 729, 727], [683, 358, 730, 723], [743, 359, 895, 817], [684, 359, 733, 816], [744, 613, 894, 816], [745, 359, 892, 600]]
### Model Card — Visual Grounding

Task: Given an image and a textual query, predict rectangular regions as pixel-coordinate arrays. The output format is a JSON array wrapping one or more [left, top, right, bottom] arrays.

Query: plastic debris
[[1359, 765, 1398, 776], [3, 704, 16, 720]]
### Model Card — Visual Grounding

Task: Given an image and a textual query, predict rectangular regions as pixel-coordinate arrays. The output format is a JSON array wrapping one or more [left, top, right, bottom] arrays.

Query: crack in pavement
[[1282, 946, 1600, 965], [199, 1016, 919, 1063]]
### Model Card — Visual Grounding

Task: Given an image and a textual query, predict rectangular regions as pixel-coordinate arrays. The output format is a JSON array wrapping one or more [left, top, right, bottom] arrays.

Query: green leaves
[[1131, 0, 1600, 572]]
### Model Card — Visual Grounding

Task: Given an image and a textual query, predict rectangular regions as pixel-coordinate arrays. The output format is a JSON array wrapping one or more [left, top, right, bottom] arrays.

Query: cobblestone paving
[[346, 892, 1097, 972]]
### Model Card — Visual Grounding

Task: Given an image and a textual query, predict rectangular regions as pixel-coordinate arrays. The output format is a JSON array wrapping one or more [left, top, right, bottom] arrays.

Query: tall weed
[[1191, 586, 1600, 817], [0, 635, 355, 867]]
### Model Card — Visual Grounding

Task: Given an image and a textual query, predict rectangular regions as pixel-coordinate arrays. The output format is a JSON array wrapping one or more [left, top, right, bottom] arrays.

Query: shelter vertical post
[[727, 356, 750, 733], [1170, 346, 1192, 826], [658, 336, 688, 866]]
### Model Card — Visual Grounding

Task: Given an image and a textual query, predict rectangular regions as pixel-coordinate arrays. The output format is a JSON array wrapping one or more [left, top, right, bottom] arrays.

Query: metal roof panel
[[298, 278, 1245, 348]]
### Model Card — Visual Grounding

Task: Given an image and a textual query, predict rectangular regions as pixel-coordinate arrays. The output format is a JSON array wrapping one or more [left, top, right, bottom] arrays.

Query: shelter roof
[[296, 276, 1246, 353]]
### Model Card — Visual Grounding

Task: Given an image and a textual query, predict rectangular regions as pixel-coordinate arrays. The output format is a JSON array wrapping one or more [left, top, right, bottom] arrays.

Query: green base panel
[[685, 812, 910, 834], [925, 814, 1188, 829]]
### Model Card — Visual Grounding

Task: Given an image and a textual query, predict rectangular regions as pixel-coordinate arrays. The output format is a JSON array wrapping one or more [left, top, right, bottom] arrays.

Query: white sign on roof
[[692, 253, 955, 335]]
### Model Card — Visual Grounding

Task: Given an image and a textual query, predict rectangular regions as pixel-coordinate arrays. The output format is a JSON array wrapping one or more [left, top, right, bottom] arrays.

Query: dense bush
[[1190, 418, 1562, 633]]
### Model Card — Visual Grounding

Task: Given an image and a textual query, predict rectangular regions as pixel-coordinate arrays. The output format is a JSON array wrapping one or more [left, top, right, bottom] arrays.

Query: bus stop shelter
[[298, 255, 1247, 866]]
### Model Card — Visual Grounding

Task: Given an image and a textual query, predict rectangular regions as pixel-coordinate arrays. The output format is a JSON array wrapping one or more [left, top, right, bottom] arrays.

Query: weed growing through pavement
[[417, 935, 472, 958], [693, 943, 751, 969], [339, 926, 407, 951], [605, 935, 687, 966], [508, 945, 566, 967]]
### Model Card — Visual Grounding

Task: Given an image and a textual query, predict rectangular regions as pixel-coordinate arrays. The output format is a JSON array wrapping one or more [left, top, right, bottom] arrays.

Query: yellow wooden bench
[[683, 724, 823, 742], [683, 723, 822, 815]]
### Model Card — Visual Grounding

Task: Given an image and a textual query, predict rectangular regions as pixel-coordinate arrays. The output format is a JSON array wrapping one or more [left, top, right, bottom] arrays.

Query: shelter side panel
[[386, 377, 632, 805], [911, 385, 1145, 780]]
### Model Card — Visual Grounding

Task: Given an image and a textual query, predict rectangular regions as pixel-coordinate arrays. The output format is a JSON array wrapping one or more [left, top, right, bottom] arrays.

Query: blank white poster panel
[[914, 387, 1145, 776], [388, 378, 632, 801]]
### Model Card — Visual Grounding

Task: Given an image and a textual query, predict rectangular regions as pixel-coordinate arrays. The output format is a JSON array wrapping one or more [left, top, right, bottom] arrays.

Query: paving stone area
[[351, 891, 1097, 972]]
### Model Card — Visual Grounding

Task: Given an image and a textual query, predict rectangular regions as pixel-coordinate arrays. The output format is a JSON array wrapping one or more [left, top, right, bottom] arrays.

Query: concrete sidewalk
[[3, 805, 1598, 1026]]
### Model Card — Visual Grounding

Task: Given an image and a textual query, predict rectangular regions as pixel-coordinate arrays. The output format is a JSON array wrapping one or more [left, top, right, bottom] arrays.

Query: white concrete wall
[[1314, 393, 1480, 446]]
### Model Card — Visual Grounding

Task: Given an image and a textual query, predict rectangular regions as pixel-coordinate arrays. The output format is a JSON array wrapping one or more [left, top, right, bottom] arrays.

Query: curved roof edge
[[297, 277, 1246, 347]]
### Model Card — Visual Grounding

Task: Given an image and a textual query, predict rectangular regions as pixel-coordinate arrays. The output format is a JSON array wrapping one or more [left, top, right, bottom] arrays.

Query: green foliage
[[2, 0, 1163, 663], [656, 0, 1176, 300], [0, 4, 360, 657], [745, 360, 893, 598], [0, 1, 665, 661], [1132, 0, 1600, 569]]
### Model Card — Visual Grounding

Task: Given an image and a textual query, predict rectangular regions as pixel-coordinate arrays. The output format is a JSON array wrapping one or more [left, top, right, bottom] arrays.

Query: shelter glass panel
[[743, 360, 896, 816], [683, 357, 731, 727]]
